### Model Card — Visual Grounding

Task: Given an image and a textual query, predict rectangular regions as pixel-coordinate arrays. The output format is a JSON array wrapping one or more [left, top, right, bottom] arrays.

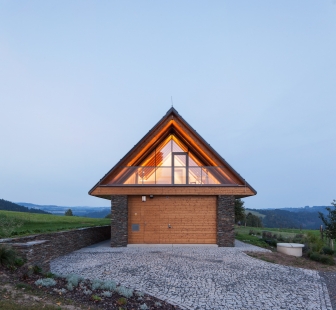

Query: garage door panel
[[128, 195, 216, 244]]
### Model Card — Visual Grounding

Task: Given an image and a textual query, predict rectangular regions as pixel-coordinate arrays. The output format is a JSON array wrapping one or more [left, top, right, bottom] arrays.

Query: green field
[[235, 225, 335, 249], [0, 210, 110, 238], [236, 225, 320, 238]]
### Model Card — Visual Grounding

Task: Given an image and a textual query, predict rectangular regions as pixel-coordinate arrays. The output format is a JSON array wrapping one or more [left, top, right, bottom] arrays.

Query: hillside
[[0, 199, 50, 214], [0, 210, 110, 238], [16, 202, 110, 218], [246, 208, 324, 229]]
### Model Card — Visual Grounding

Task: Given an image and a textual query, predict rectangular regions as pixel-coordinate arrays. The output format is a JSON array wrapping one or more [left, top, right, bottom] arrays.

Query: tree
[[319, 200, 336, 240], [65, 209, 73, 216], [245, 212, 263, 228], [235, 198, 245, 224], [105, 213, 111, 219]]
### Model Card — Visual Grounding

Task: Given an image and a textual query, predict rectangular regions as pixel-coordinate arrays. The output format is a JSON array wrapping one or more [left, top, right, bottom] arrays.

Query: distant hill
[[16, 202, 110, 218], [246, 207, 326, 229], [0, 199, 50, 214]]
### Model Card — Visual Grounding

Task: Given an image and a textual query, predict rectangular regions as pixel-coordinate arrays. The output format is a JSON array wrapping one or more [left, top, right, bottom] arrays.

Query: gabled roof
[[89, 107, 256, 197]]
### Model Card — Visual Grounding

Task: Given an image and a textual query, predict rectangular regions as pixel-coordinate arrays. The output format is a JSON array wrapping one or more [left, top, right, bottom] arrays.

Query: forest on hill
[[246, 208, 324, 229], [0, 198, 50, 214]]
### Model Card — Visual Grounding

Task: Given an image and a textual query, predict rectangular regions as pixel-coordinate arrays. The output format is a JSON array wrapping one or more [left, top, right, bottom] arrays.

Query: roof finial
[[171, 96, 173, 108]]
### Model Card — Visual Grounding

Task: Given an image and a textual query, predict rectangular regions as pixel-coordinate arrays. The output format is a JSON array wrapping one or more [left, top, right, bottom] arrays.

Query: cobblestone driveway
[[51, 241, 332, 310]]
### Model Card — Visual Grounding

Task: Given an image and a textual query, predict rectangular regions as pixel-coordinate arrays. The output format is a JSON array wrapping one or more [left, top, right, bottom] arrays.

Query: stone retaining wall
[[0, 225, 110, 271]]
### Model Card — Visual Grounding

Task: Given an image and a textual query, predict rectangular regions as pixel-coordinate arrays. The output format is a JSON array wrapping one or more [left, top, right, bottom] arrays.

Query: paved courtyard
[[51, 241, 332, 310]]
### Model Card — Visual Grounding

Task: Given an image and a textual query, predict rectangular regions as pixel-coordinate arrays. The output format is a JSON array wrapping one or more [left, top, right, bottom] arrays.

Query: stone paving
[[51, 241, 333, 310]]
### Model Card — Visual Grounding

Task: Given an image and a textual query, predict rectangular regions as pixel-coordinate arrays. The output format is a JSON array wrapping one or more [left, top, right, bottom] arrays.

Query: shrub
[[154, 302, 162, 307], [67, 283, 74, 291], [116, 286, 133, 298], [135, 291, 145, 297], [45, 272, 55, 278], [322, 247, 335, 256], [264, 239, 277, 247], [91, 294, 101, 301], [35, 278, 56, 287], [0, 245, 19, 267], [101, 291, 112, 297], [53, 288, 67, 294], [249, 230, 257, 235], [66, 274, 84, 287], [32, 265, 42, 274], [91, 279, 104, 290], [83, 288, 92, 295], [117, 297, 127, 305], [262, 231, 273, 239], [319, 255, 335, 265], [101, 280, 117, 291], [140, 303, 149, 310]]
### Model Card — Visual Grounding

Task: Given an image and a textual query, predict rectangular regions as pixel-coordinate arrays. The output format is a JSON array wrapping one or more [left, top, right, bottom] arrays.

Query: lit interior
[[110, 135, 234, 185]]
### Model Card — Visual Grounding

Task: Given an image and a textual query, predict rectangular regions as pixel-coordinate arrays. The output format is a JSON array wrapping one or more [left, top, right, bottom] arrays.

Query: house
[[89, 108, 256, 246]]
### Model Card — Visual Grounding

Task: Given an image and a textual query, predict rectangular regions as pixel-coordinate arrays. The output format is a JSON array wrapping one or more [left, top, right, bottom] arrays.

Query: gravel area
[[51, 241, 332, 310], [320, 272, 336, 310]]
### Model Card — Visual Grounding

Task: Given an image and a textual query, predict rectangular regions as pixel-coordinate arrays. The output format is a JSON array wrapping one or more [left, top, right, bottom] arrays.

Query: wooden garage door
[[128, 196, 216, 244]]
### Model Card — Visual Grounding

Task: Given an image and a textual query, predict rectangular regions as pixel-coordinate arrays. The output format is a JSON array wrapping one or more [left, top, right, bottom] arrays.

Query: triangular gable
[[89, 108, 256, 195]]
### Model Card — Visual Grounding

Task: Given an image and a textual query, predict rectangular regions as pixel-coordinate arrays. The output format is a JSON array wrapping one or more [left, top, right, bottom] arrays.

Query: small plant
[[35, 278, 57, 287], [135, 290, 145, 297], [16, 283, 31, 290], [154, 302, 162, 307], [83, 288, 92, 295], [322, 247, 335, 256], [45, 272, 55, 278], [32, 265, 42, 274], [53, 288, 67, 294], [138, 297, 143, 301], [309, 252, 335, 265], [101, 290, 112, 297], [91, 279, 104, 290], [101, 280, 117, 291], [117, 297, 127, 305], [66, 274, 83, 287], [116, 285, 133, 298], [139, 303, 149, 310], [67, 283, 74, 291], [248, 229, 256, 235], [0, 245, 19, 267], [91, 294, 102, 301]]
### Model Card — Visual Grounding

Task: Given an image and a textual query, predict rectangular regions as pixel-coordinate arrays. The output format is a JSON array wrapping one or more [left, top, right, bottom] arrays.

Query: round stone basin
[[277, 243, 304, 257]]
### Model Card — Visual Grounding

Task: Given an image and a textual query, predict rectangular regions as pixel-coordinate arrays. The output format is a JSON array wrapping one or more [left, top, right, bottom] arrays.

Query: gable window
[[107, 135, 235, 185]]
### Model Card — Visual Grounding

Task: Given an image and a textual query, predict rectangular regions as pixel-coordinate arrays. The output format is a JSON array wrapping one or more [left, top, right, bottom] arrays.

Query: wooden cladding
[[128, 195, 216, 244], [92, 185, 255, 197]]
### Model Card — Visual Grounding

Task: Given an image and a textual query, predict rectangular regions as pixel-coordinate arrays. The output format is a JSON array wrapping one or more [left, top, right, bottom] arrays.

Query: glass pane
[[188, 166, 202, 184], [174, 168, 186, 184], [156, 167, 172, 184], [173, 154, 187, 167]]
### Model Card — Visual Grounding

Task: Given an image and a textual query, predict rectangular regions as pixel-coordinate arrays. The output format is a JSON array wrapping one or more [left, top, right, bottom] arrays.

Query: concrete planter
[[277, 243, 304, 257]]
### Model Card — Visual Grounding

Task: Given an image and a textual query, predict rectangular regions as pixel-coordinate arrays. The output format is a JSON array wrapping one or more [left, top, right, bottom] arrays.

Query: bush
[[322, 247, 335, 256], [101, 280, 117, 291], [101, 291, 112, 297], [262, 231, 273, 239], [264, 239, 277, 247], [91, 279, 104, 290], [309, 252, 335, 265], [35, 278, 56, 287], [116, 286, 133, 298], [249, 230, 257, 235], [140, 304, 149, 310], [0, 245, 16, 266], [66, 274, 84, 287]]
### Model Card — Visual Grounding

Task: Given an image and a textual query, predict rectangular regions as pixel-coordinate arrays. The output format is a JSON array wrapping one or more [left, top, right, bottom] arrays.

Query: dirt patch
[[244, 251, 336, 271]]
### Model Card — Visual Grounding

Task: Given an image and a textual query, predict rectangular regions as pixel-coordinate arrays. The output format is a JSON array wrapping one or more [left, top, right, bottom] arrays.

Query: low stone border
[[0, 225, 110, 271]]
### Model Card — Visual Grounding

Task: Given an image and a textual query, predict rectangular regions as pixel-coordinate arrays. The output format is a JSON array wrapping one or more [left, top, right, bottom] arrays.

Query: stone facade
[[0, 225, 110, 271], [111, 195, 128, 247], [217, 195, 235, 247]]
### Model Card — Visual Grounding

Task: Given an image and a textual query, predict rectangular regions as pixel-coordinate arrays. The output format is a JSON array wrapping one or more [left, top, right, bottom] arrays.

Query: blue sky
[[0, 1, 335, 209]]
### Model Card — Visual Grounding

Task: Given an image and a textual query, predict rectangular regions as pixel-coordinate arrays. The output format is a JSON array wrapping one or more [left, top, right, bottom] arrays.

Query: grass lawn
[[0, 210, 110, 238], [235, 225, 335, 249]]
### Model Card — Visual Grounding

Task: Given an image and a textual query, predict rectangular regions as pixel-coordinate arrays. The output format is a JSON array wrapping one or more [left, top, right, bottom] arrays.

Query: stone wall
[[0, 225, 110, 271], [217, 195, 235, 247], [111, 195, 128, 247]]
